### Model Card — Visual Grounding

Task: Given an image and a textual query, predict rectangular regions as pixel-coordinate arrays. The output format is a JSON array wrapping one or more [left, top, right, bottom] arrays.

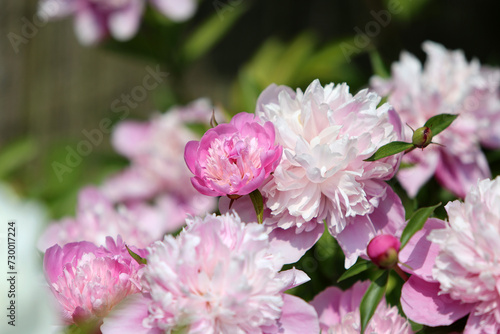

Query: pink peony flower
[[185, 112, 282, 197], [101, 212, 319, 334], [400, 177, 500, 332], [38, 186, 170, 251], [101, 99, 218, 231], [367, 234, 401, 269], [43, 236, 146, 325], [253, 79, 406, 267], [38, 0, 196, 45], [311, 281, 413, 333], [371, 41, 500, 198]]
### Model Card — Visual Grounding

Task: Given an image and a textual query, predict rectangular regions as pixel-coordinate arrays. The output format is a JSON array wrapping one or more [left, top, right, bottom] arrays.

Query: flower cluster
[[371, 41, 500, 198]]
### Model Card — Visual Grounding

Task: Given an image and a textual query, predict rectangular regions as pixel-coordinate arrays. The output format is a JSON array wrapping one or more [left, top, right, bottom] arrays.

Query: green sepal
[[400, 203, 441, 249], [126, 245, 147, 265], [337, 259, 375, 283], [423, 113, 458, 137], [249, 189, 264, 224], [360, 270, 389, 334]]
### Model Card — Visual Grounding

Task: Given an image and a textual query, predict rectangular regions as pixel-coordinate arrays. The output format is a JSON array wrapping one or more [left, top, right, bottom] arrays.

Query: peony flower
[[185, 112, 282, 197], [101, 212, 319, 334], [400, 177, 500, 333], [38, 0, 196, 45], [371, 41, 500, 198], [311, 281, 413, 333], [101, 99, 218, 232], [254, 79, 406, 267], [38, 186, 169, 251], [44, 236, 146, 326]]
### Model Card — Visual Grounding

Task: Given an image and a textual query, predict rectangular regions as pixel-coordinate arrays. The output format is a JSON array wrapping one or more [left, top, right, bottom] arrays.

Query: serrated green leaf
[[423, 113, 458, 137], [249, 189, 264, 224], [364, 141, 414, 161], [400, 203, 441, 248], [360, 270, 389, 334], [337, 260, 375, 283], [126, 245, 147, 265]]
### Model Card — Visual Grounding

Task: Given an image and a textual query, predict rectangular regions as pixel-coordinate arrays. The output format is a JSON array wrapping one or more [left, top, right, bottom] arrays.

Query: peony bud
[[367, 234, 401, 269], [412, 126, 433, 148]]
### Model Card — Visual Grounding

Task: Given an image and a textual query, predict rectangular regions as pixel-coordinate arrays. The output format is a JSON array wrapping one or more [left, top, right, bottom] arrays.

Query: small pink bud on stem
[[367, 234, 401, 269]]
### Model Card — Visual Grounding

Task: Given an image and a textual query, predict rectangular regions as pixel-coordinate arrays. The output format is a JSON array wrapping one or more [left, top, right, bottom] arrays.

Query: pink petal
[[397, 149, 440, 198], [398, 218, 446, 281], [101, 294, 158, 334], [268, 223, 324, 265], [111, 121, 152, 158], [277, 294, 320, 334], [74, 9, 107, 45], [435, 149, 490, 198], [149, 0, 196, 21], [401, 276, 474, 326], [108, 0, 143, 41], [464, 312, 498, 334], [255, 84, 296, 113], [276, 268, 310, 291], [310, 286, 344, 329]]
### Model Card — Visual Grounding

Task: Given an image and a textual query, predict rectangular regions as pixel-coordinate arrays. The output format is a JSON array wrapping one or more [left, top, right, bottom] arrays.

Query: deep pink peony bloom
[[400, 177, 500, 332], [371, 41, 500, 198], [101, 212, 319, 334], [185, 112, 282, 197], [311, 281, 413, 333], [39, 0, 196, 45], [367, 234, 401, 269], [247, 79, 406, 267], [101, 99, 217, 232], [43, 236, 147, 325], [38, 186, 170, 251]]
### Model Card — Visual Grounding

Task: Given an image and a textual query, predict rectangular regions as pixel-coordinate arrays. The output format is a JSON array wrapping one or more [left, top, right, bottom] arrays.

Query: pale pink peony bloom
[[371, 41, 500, 198], [253, 79, 406, 267], [38, 186, 169, 251], [311, 281, 413, 333], [400, 177, 500, 333], [101, 212, 319, 334], [43, 236, 147, 325], [101, 99, 218, 231], [38, 0, 196, 45], [185, 112, 282, 197]]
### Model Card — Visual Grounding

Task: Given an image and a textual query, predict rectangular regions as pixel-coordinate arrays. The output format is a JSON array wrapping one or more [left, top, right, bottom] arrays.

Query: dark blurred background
[[1, 0, 500, 217]]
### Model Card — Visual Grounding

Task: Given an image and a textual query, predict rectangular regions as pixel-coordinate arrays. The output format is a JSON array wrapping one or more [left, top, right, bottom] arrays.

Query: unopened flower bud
[[367, 234, 401, 269], [412, 126, 433, 148]]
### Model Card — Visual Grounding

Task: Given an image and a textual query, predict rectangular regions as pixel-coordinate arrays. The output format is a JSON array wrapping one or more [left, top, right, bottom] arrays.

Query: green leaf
[[400, 203, 441, 248], [182, 2, 247, 63], [409, 319, 424, 332], [360, 270, 389, 334], [369, 50, 390, 78], [364, 141, 414, 161], [126, 245, 147, 265], [337, 259, 375, 283], [0, 137, 37, 178], [249, 189, 264, 224], [423, 113, 458, 137]]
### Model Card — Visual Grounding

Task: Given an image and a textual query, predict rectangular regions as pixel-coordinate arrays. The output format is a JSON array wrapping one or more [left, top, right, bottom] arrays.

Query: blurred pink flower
[[371, 41, 500, 198], [185, 112, 282, 197], [39, 0, 196, 45], [101, 212, 319, 334], [43, 236, 146, 325], [101, 99, 218, 231], [311, 281, 413, 333], [252, 79, 406, 267], [38, 187, 169, 251], [400, 177, 500, 332]]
